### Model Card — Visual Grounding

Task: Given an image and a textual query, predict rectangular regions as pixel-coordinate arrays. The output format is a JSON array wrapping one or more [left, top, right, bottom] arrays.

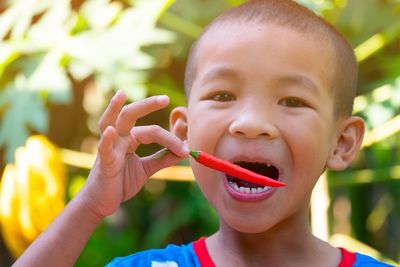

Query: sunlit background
[[0, 0, 399, 266]]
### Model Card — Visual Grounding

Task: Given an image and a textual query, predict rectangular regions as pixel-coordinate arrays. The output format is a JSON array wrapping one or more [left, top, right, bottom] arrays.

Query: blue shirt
[[105, 237, 395, 267]]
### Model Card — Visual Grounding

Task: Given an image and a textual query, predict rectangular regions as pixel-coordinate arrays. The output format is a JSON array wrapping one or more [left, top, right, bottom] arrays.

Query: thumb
[[141, 148, 188, 177]]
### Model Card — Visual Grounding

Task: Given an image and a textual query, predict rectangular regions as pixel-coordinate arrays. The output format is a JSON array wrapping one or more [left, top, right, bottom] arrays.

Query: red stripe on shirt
[[338, 247, 357, 267], [193, 238, 356, 267], [193, 237, 215, 267]]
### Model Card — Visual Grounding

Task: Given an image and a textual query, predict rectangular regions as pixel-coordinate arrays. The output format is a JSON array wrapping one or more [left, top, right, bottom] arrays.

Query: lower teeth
[[228, 181, 271, 193]]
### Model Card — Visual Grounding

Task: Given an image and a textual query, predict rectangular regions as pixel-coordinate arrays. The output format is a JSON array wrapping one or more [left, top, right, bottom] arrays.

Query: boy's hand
[[83, 91, 188, 219]]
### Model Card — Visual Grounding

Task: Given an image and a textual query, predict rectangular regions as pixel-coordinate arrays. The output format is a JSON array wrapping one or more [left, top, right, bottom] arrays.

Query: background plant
[[0, 0, 399, 266]]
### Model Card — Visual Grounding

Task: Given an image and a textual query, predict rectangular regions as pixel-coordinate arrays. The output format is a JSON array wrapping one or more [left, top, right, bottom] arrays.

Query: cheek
[[190, 158, 223, 210], [284, 116, 332, 183], [289, 113, 332, 151], [186, 106, 229, 152], [186, 106, 231, 207]]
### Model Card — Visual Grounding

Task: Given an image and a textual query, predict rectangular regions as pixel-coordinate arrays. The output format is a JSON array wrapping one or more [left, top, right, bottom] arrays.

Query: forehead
[[191, 21, 336, 96]]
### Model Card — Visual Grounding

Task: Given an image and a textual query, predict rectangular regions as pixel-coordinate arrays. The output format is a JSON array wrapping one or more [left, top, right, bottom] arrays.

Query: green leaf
[[297, 0, 334, 14], [27, 50, 72, 103], [9, 52, 72, 103], [80, 0, 122, 30], [159, 11, 202, 39], [68, 59, 93, 81], [364, 103, 394, 128], [25, 0, 71, 49], [0, 0, 51, 40], [222, 0, 246, 7], [156, 0, 177, 18], [0, 44, 21, 78], [0, 86, 48, 162], [147, 81, 186, 107]]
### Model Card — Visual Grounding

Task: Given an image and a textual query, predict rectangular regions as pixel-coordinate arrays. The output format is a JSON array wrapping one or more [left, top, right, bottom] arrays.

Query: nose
[[229, 107, 279, 139]]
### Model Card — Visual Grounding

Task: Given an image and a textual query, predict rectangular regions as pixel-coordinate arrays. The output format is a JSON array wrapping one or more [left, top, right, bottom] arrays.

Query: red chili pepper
[[189, 150, 285, 187]]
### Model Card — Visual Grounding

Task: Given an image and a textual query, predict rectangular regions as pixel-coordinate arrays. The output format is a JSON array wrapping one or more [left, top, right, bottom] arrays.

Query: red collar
[[193, 237, 215, 267], [338, 247, 357, 267], [193, 237, 356, 267]]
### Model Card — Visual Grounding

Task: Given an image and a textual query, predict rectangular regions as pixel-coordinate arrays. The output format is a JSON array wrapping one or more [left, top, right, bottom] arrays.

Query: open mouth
[[226, 161, 280, 193]]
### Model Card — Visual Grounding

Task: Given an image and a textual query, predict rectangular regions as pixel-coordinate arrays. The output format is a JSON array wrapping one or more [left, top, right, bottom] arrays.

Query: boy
[[13, 0, 394, 266]]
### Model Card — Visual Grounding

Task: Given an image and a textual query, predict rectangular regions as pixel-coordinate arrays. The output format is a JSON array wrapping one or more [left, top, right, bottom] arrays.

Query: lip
[[223, 175, 278, 202]]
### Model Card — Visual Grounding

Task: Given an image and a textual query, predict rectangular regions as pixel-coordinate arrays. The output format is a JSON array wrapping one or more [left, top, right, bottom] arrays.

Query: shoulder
[[105, 242, 201, 267], [354, 252, 396, 267]]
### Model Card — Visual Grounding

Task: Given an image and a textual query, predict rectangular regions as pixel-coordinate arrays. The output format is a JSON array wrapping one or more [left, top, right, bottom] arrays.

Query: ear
[[326, 116, 365, 171], [170, 106, 188, 141]]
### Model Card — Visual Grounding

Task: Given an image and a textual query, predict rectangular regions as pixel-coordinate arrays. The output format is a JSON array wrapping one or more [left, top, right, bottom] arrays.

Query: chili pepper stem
[[189, 150, 201, 160]]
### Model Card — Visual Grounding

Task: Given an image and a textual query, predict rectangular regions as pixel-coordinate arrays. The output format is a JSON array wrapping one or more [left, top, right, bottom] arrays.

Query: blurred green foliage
[[0, 0, 176, 162], [0, 0, 400, 266]]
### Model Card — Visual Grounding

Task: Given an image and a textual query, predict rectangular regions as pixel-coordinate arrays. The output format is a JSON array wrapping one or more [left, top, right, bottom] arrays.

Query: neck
[[207, 208, 338, 267]]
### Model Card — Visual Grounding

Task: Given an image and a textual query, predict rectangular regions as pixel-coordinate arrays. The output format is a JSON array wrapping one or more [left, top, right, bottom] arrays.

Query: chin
[[224, 216, 276, 234], [232, 224, 271, 234]]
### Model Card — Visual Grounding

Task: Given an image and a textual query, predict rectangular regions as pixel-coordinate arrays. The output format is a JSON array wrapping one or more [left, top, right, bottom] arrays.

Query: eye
[[279, 97, 307, 108], [211, 92, 236, 102]]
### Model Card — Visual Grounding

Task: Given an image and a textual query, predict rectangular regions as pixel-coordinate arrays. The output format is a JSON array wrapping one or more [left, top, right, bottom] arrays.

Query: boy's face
[[173, 22, 344, 233]]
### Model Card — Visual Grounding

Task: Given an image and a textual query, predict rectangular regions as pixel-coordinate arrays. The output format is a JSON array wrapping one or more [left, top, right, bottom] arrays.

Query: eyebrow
[[198, 66, 241, 85], [198, 66, 319, 93], [276, 74, 319, 94]]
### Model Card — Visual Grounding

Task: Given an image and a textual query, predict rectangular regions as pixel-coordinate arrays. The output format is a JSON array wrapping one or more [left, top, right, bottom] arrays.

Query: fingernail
[[114, 90, 124, 100], [157, 95, 169, 104], [181, 143, 189, 155]]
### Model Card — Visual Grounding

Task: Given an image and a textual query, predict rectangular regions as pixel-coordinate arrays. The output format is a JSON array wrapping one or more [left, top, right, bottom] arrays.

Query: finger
[[98, 126, 118, 165], [152, 147, 171, 160], [98, 91, 126, 134], [115, 95, 169, 136], [140, 150, 185, 177], [129, 125, 189, 157]]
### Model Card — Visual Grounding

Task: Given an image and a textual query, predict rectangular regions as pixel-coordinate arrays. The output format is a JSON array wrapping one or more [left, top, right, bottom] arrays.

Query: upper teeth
[[228, 180, 271, 193]]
